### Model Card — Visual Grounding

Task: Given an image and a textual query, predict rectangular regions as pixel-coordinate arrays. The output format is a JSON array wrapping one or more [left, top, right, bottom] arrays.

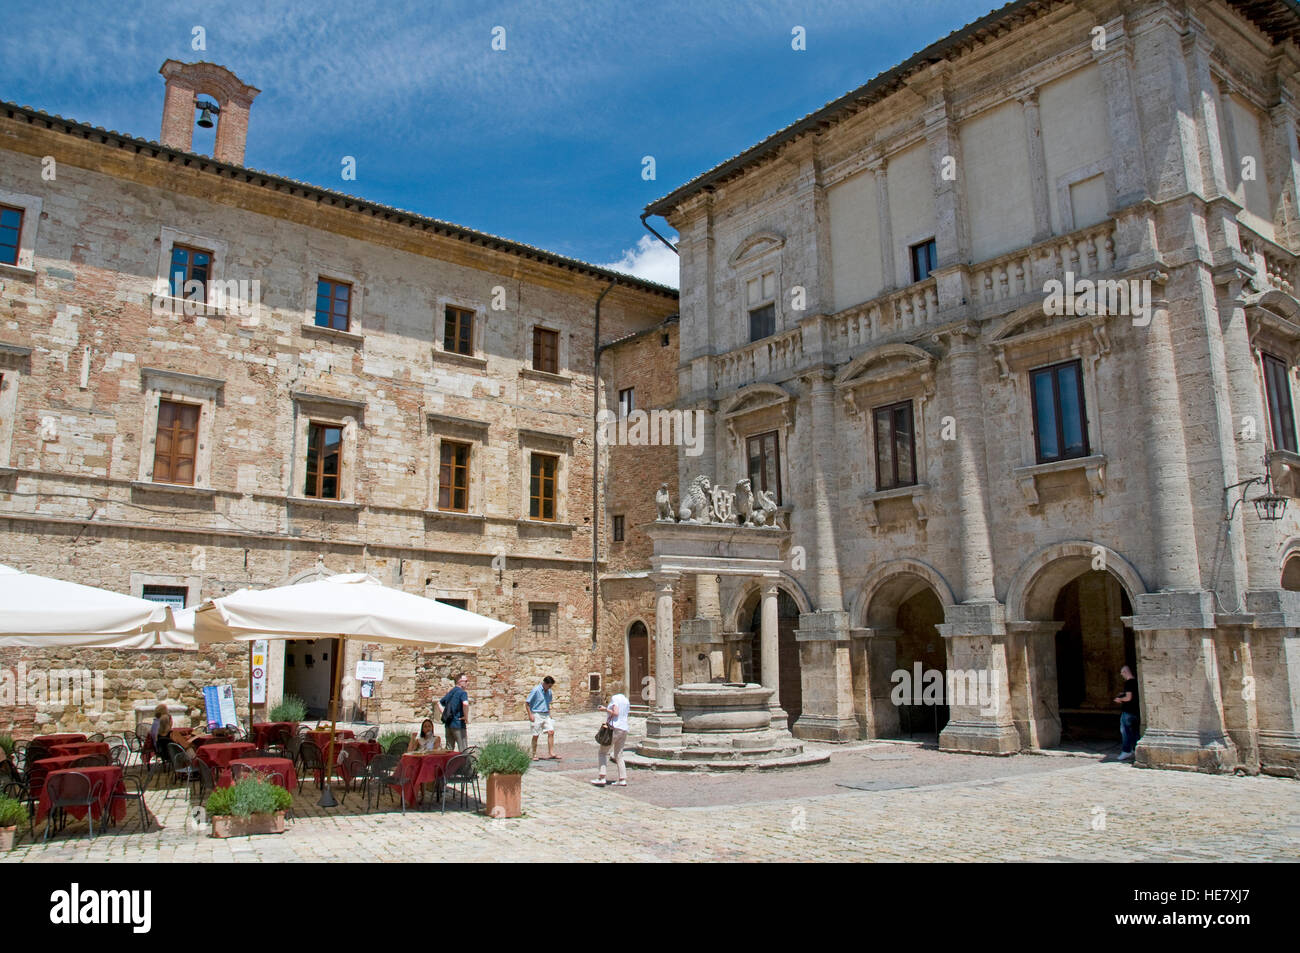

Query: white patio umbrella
[[0, 563, 177, 648], [193, 573, 514, 805]]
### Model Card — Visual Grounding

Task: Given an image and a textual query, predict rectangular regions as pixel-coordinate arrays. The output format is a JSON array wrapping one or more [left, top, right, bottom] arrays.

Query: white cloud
[[601, 234, 680, 289]]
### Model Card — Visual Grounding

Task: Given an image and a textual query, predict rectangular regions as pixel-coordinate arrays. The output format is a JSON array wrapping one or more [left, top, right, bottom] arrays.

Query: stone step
[[634, 742, 806, 761], [625, 749, 831, 772]]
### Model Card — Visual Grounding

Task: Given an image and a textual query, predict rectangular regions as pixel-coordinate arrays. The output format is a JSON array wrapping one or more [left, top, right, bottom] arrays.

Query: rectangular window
[[873, 400, 917, 490], [749, 303, 775, 343], [1030, 360, 1090, 464], [530, 606, 555, 640], [746, 431, 782, 506], [910, 239, 938, 283], [0, 205, 23, 267], [444, 306, 474, 356], [153, 400, 200, 486], [1264, 353, 1298, 454], [529, 453, 558, 521], [618, 388, 635, 417], [169, 244, 212, 301], [141, 585, 188, 610], [436, 598, 469, 610], [304, 422, 343, 499], [315, 278, 352, 331], [613, 514, 625, 542], [438, 440, 471, 512], [533, 327, 559, 374]]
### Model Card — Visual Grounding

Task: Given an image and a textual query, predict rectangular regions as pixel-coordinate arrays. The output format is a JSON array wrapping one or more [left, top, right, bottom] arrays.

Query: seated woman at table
[[410, 719, 443, 753], [151, 704, 190, 759]]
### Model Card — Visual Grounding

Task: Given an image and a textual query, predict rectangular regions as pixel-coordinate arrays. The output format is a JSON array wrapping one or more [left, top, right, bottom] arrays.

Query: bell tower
[[158, 60, 260, 165]]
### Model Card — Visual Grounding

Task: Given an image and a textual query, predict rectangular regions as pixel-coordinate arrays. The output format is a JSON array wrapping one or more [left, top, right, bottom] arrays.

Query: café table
[[227, 756, 298, 791], [49, 742, 111, 759], [28, 754, 86, 795], [398, 751, 458, 808], [143, 726, 193, 766], [35, 765, 126, 828], [194, 742, 257, 787], [32, 733, 87, 747], [250, 722, 298, 749], [333, 739, 382, 787]]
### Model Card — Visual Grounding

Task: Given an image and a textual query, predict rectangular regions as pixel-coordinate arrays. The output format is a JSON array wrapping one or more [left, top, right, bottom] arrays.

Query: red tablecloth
[[32, 733, 87, 747], [333, 740, 382, 786], [227, 757, 298, 791], [398, 751, 458, 807], [250, 722, 298, 748], [49, 742, 111, 759], [35, 766, 125, 824], [304, 730, 355, 782], [194, 742, 257, 787]]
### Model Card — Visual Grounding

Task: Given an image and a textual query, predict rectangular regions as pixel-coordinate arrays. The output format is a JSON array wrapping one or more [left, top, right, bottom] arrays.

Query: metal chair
[[109, 745, 129, 767], [24, 745, 50, 770], [365, 755, 406, 813], [338, 753, 367, 803], [296, 742, 324, 794], [110, 775, 149, 830], [73, 754, 109, 768], [87, 732, 105, 743], [360, 726, 379, 742], [229, 762, 261, 783], [164, 744, 199, 800], [224, 723, 245, 742], [385, 737, 410, 756], [191, 757, 215, 803], [439, 753, 481, 813], [43, 771, 103, 841]]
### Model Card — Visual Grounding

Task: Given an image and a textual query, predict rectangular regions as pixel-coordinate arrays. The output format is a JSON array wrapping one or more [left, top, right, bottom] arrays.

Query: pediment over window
[[989, 303, 1111, 380], [729, 230, 785, 267], [719, 382, 792, 423], [833, 343, 936, 414], [1247, 291, 1300, 364]]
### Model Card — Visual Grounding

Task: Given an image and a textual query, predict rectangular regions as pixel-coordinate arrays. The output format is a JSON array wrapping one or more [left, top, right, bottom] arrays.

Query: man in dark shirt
[[438, 673, 470, 752], [1113, 665, 1139, 762]]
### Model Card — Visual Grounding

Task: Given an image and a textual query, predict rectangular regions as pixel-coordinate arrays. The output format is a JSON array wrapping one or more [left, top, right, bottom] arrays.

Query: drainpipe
[[592, 280, 616, 659], [640, 212, 679, 256]]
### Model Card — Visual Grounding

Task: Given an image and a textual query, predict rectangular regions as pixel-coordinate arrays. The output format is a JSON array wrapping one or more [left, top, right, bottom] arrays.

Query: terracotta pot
[[484, 773, 522, 818], [209, 811, 286, 838], [0, 826, 14, 851]]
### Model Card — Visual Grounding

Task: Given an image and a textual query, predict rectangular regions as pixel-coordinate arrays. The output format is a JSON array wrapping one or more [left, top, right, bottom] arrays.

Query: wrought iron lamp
[[1224, 461, 1289, 523]]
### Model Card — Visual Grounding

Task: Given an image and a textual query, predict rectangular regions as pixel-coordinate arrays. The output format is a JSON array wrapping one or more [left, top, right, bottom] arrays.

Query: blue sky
[[0, 0, 1000, 287]]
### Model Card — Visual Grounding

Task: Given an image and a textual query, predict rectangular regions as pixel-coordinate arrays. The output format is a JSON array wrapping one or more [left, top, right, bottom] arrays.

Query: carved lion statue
[[754, 488, 779, 526], [678, 475, 712, 522], [734, 478, 755, 526], [655, 483, 674, 521]]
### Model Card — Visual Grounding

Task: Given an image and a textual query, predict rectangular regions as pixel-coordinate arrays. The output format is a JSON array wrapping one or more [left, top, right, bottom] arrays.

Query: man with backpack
[[437, 673, 471, 752]]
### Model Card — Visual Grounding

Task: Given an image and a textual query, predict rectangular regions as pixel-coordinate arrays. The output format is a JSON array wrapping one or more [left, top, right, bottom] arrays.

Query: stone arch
[[833, 342, 937, 390], [1281, 537, 1300, 591], [852, 558, 957, 629], [1006, 541, 1146, 622], [285, 561, 338, 586], [725, 573, 813, 632], [718, 382, 793, 418]]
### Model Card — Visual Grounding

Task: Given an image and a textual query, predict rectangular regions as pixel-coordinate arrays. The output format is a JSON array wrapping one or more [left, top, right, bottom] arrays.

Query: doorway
[[627, 621, 650, 711], [745, 589, 802, 723], [1052, 570, 1135, 745], [283, 637, 340, 720]]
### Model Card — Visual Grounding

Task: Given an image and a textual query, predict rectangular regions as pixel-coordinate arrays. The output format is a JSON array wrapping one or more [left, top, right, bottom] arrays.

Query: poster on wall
[[250, 640, 268, 705]]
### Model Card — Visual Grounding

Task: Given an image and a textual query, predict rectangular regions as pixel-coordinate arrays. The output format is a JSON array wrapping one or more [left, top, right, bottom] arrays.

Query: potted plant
[[478, 732, 530, 819], [269, 695, 306, 724], [0, 794, 26, 850], [0, 733, 14, 761], [205, 775, 292, 838]]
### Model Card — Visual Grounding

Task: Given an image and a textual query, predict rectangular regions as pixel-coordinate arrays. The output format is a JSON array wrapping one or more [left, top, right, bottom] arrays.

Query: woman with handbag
[[591, 689, 630, 787]]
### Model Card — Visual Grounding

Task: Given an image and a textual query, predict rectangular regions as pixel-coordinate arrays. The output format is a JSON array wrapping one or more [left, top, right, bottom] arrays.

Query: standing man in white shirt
[[592, 688, 630, 787]]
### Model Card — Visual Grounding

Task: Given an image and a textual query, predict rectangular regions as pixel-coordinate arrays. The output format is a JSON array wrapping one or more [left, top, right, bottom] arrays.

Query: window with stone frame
[[152, 400, 200, 485], [169, 244, 212, 301], [0, 205, 23, 267], [613, 514, 625, 542], [436, 597, 469, 610], [304, 421, 344, 500], [529, 452, 558, 521], [1030, 359, 1090, 464], [141, 584, 188, 611], [1262, 352, 1297, 454], [873, 400, 917, 490], [315, 278, 352, 331], [438, 439, 471, 512], [746, 271, 777, 343], [444, 305, 474, 356], [533, 327, 560, 374], [618, 387, 635, 418], [910, 238, 938, 283], [747, 430, 782, 506]]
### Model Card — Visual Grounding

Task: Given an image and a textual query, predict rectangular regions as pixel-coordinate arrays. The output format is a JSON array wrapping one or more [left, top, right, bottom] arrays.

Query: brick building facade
[[0, 61, 677, 735]]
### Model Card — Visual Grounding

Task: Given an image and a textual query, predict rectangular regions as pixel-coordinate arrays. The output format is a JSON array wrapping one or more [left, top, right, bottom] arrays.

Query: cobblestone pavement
[[6, 719, 1296, 862]]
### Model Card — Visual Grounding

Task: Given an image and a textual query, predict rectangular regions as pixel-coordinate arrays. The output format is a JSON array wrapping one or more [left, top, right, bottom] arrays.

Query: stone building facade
[[0, 60, 677, 735], [645, 0, 1300, 774]]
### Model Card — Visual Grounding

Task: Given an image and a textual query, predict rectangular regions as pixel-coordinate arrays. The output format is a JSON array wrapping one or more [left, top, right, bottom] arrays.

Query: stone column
[[793, 373, 858, 741], [944, 327, 996, 603], [760, 581, 784, 729], [643, 572, 683, 747], [870, 157, 896, 291], [937, 604, 1020, 755], [1243, 590, 1300, 778], [855, 627, 900, 738], [1019, 89, 1052, 243], [1267, 85, 1300, 250], [1005, 622, 1061, 750], [681, 573, 724, 684]]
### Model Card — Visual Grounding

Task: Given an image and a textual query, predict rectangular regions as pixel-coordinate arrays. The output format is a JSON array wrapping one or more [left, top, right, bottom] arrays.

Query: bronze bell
[[195, 102, 218, 128]]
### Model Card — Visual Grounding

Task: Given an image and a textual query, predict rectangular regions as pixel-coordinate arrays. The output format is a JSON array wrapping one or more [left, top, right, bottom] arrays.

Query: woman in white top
[[410, 718, 443, 753], [592, 690, 630, 786]]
